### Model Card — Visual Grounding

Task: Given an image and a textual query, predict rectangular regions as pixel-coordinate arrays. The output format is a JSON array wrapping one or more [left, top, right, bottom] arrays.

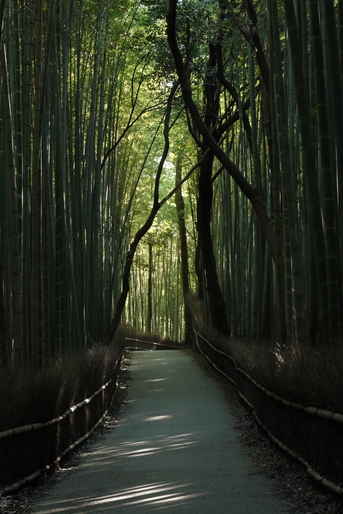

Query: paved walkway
[[31, 351, 289, 513]]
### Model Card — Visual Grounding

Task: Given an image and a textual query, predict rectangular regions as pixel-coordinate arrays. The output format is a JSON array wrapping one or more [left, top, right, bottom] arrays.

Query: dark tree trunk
[[192, 42, 230, 335], [146, 242, 153, 333], [175, 155, 193, 344], [167, 0, 287, 341], [0, 236, 7, 366], [197, 150, 230, 335]]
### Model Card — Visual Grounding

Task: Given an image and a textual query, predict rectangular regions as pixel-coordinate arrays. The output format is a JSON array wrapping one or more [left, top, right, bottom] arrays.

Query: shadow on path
[[30, 351, 290, 513]]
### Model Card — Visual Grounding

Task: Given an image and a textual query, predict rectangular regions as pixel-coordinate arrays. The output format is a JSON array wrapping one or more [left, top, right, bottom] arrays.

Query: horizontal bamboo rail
[[125, 338, 183, 349], [195, 330, 343, 496], [196, 333, 343, 424], [0, 350, 124, 496], [0, 405, 110, 496], [0, 380, 112, 441]]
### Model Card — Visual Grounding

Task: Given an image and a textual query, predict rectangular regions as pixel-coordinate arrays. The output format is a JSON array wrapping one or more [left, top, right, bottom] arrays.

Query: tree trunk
[[146, 242, 153, 333], [0, 233, 6, 365], [1, 39, 22, 365], [175, 154, 193, 344], [198, 150, 230, 334], [283, 0, 329, 341], [31, 0, 42, 365], [167, 0, 284, 336]]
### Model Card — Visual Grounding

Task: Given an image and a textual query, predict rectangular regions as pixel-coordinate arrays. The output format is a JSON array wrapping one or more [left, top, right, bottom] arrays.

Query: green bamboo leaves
[[164, 0, 343, 344], [1, 0, 343, 358], [0, 0, 169, 364]]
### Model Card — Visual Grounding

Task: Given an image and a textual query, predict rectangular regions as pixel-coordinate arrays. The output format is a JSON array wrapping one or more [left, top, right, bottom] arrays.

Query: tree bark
[[198, 150, 230, 334], [1, 38, 23, 365], [146, 242, 153, 333], [175, 154, 193, 344]]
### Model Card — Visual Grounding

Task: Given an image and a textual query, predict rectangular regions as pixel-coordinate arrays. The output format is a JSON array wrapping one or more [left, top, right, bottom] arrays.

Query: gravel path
[[29, 350, 290, 513]]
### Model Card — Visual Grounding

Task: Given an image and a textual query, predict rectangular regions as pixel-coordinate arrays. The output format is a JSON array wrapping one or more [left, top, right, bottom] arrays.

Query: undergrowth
[[0, 325, 135, 488], [228, 338, 343, 413], [187, 294, 343, 414], [0, 324, 128, 434]]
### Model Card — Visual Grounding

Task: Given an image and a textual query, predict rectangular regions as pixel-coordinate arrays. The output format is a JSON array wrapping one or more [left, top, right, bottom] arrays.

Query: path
[[31, 350, 290, 513]]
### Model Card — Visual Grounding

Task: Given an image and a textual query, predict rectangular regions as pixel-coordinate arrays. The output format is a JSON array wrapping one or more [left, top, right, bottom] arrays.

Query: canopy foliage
[[1, 0, 343, 365]]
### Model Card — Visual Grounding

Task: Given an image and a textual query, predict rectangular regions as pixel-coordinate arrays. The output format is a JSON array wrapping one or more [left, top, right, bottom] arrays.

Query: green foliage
[[2, 0, 343, 364]]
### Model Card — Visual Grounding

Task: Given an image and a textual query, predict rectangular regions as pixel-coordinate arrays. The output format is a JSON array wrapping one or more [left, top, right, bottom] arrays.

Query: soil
[[1, 350, 343, 514]]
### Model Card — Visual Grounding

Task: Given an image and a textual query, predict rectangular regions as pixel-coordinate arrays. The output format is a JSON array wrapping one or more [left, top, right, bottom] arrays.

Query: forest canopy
[[1, 0, 343, 366]]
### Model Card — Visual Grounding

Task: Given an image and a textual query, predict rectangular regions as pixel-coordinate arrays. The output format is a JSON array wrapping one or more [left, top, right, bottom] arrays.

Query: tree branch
[[104, 82, 179, 342], [166, 0, 276, 261]]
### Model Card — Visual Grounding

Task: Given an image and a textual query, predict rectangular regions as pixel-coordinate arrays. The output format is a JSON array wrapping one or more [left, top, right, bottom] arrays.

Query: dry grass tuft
[[0, 324, 129, 487], [230, 340, 343, 413], [187, 294, 343, 413]]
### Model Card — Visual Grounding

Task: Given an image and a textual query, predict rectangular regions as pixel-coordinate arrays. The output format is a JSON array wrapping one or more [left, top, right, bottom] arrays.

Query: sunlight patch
[[86, 482, 206, 509], [144, 415, 172, 421]]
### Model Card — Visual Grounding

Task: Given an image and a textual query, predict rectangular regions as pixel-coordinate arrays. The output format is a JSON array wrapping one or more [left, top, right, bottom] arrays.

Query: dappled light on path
[[87, 482, 205, 510], [31, 351, 289, 514], [105, 433, 198, 459], [34, 482, 205, 513]]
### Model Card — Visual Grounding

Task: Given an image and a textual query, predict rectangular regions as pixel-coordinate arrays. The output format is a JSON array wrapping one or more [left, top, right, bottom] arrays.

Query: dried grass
[[187, 294, 343, 414], [234, 341, 343, 413], [0, 325, 129, 487], [0, 325, 127, 433]]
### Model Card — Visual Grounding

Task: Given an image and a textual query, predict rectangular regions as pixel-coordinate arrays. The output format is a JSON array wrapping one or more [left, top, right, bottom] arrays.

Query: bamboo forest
[[1, 0, 343, 367]]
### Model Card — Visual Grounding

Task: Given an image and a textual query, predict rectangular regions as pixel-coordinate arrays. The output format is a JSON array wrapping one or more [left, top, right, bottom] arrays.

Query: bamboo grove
[[0, 0, 170, 365], [1, 0, 343, 367]]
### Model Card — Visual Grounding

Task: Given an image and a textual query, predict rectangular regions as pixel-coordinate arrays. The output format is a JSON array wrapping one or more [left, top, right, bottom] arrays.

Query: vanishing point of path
[[31, 350, 290, 513]]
